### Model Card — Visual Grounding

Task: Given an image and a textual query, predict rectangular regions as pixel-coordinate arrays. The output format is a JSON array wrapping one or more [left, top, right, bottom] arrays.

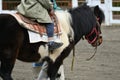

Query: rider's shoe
[[48, 41, 63, 51]]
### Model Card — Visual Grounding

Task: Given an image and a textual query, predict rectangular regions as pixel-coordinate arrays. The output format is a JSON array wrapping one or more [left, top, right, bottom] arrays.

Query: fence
[[0, 0, 120, 26], [109, 0, 120, 25], [1, 0, 85, 10], [2, 1, 20, 10], [87, 0, 120, 26]]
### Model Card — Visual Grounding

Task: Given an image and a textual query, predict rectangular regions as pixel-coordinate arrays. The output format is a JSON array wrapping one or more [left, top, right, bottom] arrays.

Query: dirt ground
[[1, 26, 120, 80]]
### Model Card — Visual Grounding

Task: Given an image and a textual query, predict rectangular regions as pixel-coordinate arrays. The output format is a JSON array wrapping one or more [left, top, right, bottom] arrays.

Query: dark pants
[[45, 23, 54, 37]]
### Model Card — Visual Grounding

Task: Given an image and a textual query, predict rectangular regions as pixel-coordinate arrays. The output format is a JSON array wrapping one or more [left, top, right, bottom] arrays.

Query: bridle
[[85, 17, 102, 61], [85, 17, 101, 45]]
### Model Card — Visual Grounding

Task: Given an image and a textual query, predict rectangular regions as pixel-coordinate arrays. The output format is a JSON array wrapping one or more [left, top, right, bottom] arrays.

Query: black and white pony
[[0, 3, 104, 80]]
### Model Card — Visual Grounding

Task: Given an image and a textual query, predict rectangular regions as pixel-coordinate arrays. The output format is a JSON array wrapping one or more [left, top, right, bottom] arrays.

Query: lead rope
[[86, 38, 99, 61], [71, 45, 75, 71], [71, 44, 97, 70], [86, 46, 97, 61], [86, 20, 100, 61]]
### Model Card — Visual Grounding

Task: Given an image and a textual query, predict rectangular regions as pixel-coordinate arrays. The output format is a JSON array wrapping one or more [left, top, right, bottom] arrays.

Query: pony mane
[[55, 11, 74, 40], [68, 4, 97, 42]]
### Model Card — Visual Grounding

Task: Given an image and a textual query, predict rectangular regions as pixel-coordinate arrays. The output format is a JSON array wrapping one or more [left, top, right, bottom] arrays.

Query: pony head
[[85, 5, 105, 47], [68, 3, 105, 47]]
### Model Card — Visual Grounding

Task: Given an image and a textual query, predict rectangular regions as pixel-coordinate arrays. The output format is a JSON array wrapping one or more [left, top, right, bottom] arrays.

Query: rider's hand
[[49, 9, 55, 16], [49, 9, 58, 23]]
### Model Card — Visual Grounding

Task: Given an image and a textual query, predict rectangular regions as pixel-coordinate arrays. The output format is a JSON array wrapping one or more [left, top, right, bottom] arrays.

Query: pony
[[0, 3, 105, 80]]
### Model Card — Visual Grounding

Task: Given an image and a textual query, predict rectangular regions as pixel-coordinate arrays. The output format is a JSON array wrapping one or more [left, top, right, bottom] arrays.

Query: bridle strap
[[85, 27, 99, 44]]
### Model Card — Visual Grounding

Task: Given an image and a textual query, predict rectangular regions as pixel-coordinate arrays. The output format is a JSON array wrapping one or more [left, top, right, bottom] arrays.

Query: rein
[[85, 17, 101, 44], [86, 45, 97, 61], [71, 45, 75, 71], [84, 17, 101, 61], [86, 36, 101, 61], [85, 27, 99, 44]]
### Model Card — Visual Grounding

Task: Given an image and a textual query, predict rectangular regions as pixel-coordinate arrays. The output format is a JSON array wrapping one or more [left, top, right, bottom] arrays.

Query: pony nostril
[[98, 36, 103, 44], [91, 37, 103, 47]]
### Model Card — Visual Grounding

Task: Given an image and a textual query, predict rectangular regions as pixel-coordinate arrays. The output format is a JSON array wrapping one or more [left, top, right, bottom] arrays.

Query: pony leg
[[0, 47, 19, 80], [48, 64, 65, 80], [33, 62, 64, 80], [0, 59, 14, 80], [48, 43, 74, 80], [48, 62, 61, 80], [57, 65, 65, 80]]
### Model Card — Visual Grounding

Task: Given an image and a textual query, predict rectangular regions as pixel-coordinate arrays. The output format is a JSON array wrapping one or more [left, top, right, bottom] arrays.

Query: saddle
[[12, 13, 62, 36]]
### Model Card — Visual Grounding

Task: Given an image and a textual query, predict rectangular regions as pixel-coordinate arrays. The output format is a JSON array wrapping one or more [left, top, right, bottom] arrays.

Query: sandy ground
[[0, 26, 120, 80]]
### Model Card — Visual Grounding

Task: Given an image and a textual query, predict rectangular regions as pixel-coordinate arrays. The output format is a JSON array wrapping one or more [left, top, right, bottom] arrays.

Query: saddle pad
[[28, 30, 62, 43], [28, 30, 47, 43]]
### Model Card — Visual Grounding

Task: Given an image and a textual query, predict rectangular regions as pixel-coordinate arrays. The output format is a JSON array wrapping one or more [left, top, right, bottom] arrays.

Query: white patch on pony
[[38, 44, 49, 62], [49, 11, 74, 62], [58, 65, 65, 80], [55, 11, 74, 40]]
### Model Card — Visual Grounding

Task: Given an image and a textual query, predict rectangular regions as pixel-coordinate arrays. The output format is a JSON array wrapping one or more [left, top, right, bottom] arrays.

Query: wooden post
[[104, 0, 111, 25], [0, 0, 2, 13], [87, 0, 100, 6], [72, 0, 78, 8]]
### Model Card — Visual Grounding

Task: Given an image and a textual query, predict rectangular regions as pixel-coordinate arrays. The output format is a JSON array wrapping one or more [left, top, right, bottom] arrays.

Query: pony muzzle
[[91, 36, 102, 47]]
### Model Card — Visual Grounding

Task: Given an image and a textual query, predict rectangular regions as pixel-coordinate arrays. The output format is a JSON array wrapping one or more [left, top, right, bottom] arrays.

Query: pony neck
[[69, 5, 96, 44]]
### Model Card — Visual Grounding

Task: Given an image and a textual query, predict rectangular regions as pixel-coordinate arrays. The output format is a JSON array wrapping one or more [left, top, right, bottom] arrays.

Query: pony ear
[[94, 5, 100, 14]]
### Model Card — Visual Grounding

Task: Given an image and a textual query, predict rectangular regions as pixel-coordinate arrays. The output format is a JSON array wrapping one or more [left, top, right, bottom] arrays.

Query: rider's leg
[[46, 23, 63, 51]]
